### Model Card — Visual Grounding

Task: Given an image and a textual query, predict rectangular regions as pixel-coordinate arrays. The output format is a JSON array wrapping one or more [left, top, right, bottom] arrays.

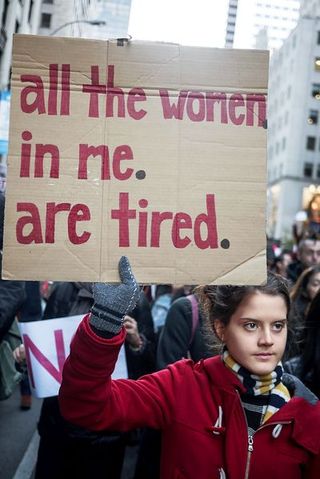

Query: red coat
[[59, 315, 320, 479]]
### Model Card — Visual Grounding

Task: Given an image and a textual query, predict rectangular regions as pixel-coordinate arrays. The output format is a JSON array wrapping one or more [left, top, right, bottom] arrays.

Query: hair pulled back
[[196, 272, 290, 334]]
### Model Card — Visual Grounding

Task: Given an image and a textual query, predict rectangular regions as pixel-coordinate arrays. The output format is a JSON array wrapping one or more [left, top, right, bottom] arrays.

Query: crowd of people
[[1, 182, 320, 477]]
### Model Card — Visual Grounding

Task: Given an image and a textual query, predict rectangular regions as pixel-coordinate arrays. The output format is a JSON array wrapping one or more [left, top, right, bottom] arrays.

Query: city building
[[225, 0, 301, 50], [0, 0, 43, 166], [39, 0, 132, 40], [300, 0, 320, 16], [267, 14, 320, 240], [225, 0, 239, 47], [0, 0, 43, 91], [39, 0, 100, 37], [93, 0, 132, 39]]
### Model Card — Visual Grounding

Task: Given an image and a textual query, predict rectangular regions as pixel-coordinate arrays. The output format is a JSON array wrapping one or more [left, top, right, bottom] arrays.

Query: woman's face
[[215, 292, 288, 376], [306, 272, 320, 300]]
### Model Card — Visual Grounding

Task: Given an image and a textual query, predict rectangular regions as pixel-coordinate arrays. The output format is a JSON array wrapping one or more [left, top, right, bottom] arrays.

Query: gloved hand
[[90, 256, 140, 335]]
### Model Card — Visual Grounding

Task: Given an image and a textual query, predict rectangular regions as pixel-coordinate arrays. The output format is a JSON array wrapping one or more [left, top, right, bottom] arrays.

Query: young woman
[[290, 265, 320, 320], [285, 289, 320, 398], [286, 265, 320, 358], [59, 257, 320, 479]]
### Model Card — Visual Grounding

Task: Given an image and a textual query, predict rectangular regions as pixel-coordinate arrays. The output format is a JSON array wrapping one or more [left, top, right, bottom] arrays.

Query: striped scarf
[[223, 349, 290, 424]]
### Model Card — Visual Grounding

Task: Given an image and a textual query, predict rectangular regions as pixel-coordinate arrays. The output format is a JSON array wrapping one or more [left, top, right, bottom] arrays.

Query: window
[[308, 110, 318, 125], [315, 57, 320, 72], [287, 86, 291, 99], [317, 164, 320, 179], [312, 83, 320, 100], [282, 137, 286, 151], [279, 164, 283, 176], [269, 146, 273, 160], [317, 31, 320, 45], [307, 136, 316, 150], [41, 13, 52, 28], [304, 162, 313, 177], [43, 0, 54, 3], [285, 111, 289, 124], [292, 35, 296, 48]]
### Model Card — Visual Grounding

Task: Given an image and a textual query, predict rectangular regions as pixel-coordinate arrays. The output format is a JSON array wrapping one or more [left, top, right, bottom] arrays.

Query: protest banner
[[3, 34, 268, 284], [19, 315, 128, 398]]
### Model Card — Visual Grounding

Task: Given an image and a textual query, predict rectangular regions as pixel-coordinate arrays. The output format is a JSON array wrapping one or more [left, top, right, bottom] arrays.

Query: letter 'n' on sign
[[23, 330, 66, 388]]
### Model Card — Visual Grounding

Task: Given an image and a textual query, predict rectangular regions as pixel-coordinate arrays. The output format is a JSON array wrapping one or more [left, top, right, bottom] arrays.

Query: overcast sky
[[128, 0, 229, 47]]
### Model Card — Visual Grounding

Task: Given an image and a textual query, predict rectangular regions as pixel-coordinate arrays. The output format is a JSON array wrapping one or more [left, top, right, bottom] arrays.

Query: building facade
[[0, 0, 43, 90], [225, 0, 301, 50], [39, 0, 132, 39], [300, 0, 320, 16], [39, 0, 99, 37], [267, 15, 320, 239], [93, 0, 131, 39], [225, 0, 239, 47]]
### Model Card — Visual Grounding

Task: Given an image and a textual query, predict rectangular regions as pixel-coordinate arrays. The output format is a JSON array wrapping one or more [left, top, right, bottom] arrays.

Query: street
[[0, 386, 42, 479], [0, 385, 139, 479]]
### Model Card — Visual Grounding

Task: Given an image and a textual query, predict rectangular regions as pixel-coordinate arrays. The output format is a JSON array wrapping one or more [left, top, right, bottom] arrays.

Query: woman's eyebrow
[[238, 317, 287, 322]]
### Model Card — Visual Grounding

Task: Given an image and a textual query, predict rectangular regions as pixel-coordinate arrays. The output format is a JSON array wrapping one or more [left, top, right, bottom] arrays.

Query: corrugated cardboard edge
[[209, 249, 266, 285]]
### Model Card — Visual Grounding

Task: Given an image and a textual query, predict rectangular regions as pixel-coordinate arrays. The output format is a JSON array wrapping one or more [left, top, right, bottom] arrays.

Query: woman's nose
[[258, 328, 274, 346]]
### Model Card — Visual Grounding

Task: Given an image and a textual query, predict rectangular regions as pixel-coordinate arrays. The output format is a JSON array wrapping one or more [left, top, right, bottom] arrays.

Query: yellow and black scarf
[[223, 349, 290, 425]]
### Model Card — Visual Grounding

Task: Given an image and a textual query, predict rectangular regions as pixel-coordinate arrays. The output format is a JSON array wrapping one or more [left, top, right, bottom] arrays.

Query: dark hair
[[290, 265, 320, 303], [299, 290, 320, 397], [196, 272, 290, 335]]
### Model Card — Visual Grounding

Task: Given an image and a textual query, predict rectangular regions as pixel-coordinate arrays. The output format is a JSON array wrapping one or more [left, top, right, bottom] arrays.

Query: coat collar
[[202, 355, 320, 454], [202, 355, 246, 393]]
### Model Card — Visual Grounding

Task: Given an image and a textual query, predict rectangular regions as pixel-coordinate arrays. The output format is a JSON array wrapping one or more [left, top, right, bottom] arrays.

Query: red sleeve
[[59, 314, 179, 432], [306, 452, 320, 479]]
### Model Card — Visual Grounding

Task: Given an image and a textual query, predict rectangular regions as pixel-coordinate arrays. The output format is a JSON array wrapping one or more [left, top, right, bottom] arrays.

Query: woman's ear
[[213, 320, 225, 342]]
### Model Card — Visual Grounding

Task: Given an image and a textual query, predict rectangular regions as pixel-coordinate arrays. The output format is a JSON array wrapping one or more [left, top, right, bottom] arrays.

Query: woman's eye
[[244, 322, 257, 331], [273, 322, 285, 331]]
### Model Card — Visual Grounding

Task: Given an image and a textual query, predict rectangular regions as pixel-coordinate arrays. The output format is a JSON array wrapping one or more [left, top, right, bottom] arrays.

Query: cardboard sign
[[19, 315, 128, 398], [3, 35, 268, 284]]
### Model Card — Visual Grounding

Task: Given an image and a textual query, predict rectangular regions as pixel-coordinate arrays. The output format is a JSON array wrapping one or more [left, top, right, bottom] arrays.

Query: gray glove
[[90, 256, 140, 335]]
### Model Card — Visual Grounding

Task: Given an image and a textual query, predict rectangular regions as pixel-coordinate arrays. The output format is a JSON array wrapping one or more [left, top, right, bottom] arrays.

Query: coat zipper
[[244, 435, 254, 479], [235, 390, 254, 479], [236, 390, 292, 479]]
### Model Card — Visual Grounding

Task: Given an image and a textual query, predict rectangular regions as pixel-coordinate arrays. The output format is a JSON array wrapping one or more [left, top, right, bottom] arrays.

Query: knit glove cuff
[[90, 304, 124, 335]]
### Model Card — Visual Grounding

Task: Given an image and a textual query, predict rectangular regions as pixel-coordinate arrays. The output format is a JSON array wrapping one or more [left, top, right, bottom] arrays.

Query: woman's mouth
[[254, 353, 274, 360]]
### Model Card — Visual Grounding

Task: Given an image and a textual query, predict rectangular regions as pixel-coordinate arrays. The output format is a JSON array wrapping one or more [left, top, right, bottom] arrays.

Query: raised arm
[[59, 257, 179, 432]]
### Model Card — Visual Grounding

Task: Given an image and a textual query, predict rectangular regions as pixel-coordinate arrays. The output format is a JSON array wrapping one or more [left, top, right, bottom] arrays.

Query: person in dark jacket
[[35, 281, 155, 479], [285, 265, 320, 360], [287, 237, 320, 283], [0, 192, 26, 343], [18, 281, 43, 409], [59, 259, 320, 479], [290, 265, 320, 319], [0, 192, 26, 402], [156, 295, 212, 370], [285, 289, 320, 398], [0, 258, 25, 343]]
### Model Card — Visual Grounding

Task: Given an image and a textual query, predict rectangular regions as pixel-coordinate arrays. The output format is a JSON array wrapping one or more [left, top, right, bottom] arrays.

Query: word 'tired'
[[15, 193, 219, 250]]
